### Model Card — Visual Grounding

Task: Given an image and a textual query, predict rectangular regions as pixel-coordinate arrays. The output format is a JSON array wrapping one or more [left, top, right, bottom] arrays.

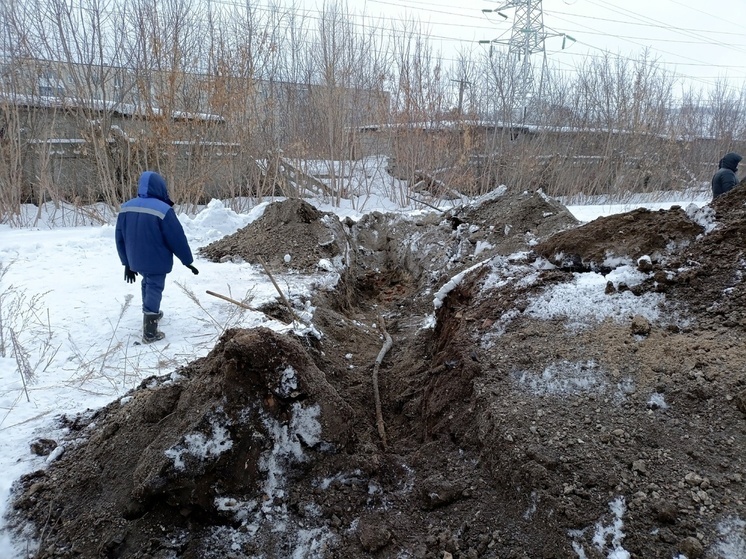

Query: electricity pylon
[[481, 0, 572, 122]]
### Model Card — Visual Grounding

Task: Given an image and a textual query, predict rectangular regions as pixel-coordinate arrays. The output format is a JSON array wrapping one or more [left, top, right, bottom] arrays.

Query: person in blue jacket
[[711, 152, 742, 199], [115, 171, 198, 343]]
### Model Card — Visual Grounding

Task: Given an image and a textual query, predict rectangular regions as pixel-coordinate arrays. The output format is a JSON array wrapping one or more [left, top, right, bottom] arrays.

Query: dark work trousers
[[141, 273, 166, 314]]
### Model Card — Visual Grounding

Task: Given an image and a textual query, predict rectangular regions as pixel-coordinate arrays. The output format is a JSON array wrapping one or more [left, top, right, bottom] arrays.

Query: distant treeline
[[0, 0, 744, 223]]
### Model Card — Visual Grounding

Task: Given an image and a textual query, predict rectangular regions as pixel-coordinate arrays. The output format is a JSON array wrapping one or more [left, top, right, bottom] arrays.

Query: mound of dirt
[[199, 199, 348, 273], [11, 328, 355, 558], [453, 187, 580, 256], [639, 185, 746, 329], [7, 185, 746, 559], [534, 206, 704, 273]]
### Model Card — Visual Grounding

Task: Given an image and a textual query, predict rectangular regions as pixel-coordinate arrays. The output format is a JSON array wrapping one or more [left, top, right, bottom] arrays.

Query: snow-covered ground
[[0, 178, 733, 558]]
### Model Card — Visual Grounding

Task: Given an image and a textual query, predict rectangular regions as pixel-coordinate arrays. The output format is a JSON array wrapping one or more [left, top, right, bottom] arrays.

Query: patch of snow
[[165, 416, 233, 471], [214, 496, 258, 523], [471, 185, 508, 206], [513, 360, 608, 395], [433, 259, 490, 310], [686, 203, 717, 234], [571, 497, 630, 558], [572, 541, 588, 559], [480, 310, 521, 347], [311, 271, 342, 292], [291, 528, 335, 559], [715, 516, 746, 559], [602, 253, 634, 269], [199, 525, 255, 557], [277, 367, 298, 398], [200, 404, 335, 558], [666, 239, 691, 254], [647, 392, 669, 410], [305, 502, 322, 517], [474, 240, 494, 257], [525, 266, 664, 328], [318, 255, 346, 273], [45, 446, 64, 463], [181, 199, 260, 244], [593, 497, 629, 558], [260, 403, 321, 508]]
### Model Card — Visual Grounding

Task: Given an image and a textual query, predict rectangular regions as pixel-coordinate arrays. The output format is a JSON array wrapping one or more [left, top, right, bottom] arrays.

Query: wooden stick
[[372, 315, 392, 449], [405, 194, 445, 212], [206, 290, 255, 310], [256, 256, 303, 323]]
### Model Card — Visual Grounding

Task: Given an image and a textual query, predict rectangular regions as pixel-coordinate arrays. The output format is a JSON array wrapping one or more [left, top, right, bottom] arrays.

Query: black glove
[[124, 266, 138, 284], [187, 264, 199, 275]]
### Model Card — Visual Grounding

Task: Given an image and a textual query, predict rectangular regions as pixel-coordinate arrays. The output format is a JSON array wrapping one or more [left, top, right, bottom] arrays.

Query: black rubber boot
[[142, 312, 165, 344]]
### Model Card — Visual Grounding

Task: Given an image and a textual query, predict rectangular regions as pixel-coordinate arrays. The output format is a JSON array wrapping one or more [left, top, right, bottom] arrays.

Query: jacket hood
[[137, 171, 174, 206], [720, 152, 742, 172]]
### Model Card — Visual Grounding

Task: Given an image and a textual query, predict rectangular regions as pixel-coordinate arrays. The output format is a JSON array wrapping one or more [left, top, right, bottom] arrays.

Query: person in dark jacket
[[115, 171, 198, 343], [712, 152, 742, 199]]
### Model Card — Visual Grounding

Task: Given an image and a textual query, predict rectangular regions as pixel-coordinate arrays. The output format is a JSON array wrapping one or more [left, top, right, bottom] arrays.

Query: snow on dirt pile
[[10, 328, 353, 558], [534, 205, 703, 273], [6, 187, 746, 558], [345, 187, 580, 305], [451, 186, 579, 257], [428, 194, 746, 557]]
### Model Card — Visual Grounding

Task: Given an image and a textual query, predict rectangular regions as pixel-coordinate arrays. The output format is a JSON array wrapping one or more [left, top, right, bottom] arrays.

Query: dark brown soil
[[7, 186, 746, 559], [198, 198, 349, 273]]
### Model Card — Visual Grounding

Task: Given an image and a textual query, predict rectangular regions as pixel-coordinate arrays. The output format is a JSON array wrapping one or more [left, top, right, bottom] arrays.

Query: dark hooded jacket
[[115, 171, 193, 275], [712, 152, 742, 199]]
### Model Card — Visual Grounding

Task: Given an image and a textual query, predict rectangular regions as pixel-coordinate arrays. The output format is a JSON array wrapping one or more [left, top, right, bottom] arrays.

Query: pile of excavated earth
[[7, 185, 746, 559]]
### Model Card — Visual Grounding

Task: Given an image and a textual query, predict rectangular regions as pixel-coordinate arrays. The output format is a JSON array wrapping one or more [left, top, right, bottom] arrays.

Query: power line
[[547, 55, 732, 93], [544, 8, 746, 38], [661, 0, 736, 25], [547, 44, 744, 92], [544, 10, 746, 77], [552, 27, 746, 48], [586, 0, 746, 57], [551, 47, 746, 70]]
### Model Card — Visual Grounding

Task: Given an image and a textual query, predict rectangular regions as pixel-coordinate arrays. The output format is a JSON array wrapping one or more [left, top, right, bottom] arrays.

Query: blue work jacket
[[115, 172, 193, 275]]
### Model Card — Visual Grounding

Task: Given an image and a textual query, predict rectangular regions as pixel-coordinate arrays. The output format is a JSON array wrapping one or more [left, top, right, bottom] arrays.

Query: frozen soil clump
[[8, 186, 746, 558]]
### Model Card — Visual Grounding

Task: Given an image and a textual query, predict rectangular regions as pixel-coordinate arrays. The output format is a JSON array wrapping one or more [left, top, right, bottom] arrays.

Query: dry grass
[[175, 280, 255, 344]]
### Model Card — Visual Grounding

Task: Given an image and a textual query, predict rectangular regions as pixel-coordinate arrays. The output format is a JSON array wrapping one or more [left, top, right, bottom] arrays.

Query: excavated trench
[[7, 192, 746, 559]]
